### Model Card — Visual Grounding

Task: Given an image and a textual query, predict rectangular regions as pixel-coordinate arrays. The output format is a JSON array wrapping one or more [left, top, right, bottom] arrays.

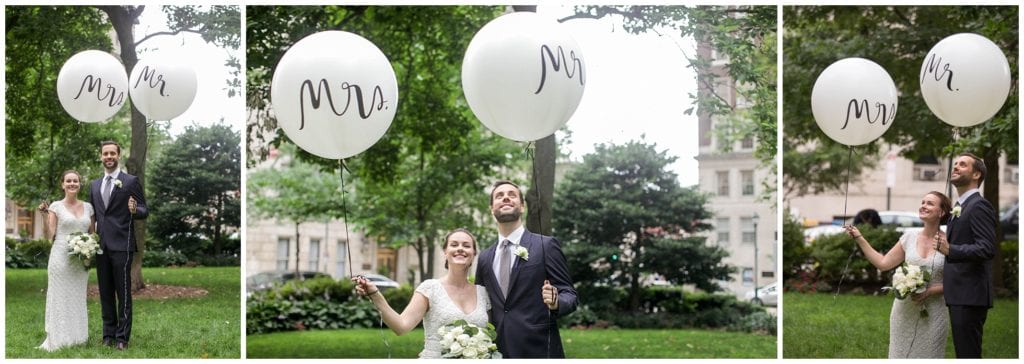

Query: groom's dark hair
[[100, 140, 122, 154], [490, 180, 525, 206], [958, 152, 986, 185]]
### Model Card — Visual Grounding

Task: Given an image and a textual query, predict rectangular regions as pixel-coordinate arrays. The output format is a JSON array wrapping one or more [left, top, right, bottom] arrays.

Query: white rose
[[449, 342, 463, 355], [463, 347, 478, 358], [457, 334, 470, 345]]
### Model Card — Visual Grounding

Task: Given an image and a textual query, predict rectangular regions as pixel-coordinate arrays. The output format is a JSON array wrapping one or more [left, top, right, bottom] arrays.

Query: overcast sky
[[134, 5, 241, 136], [537, 5, 699, 187]]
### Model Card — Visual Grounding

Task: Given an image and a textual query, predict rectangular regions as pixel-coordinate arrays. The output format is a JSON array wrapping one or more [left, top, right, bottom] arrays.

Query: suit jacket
[[475, 229, 578, 358], [943, 192, 996, 308], [90, 172, 148, 252]]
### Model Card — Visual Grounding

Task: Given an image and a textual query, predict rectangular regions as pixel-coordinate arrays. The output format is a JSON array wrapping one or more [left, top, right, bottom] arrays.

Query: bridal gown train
[[888, 229, 948, 358], [37, 201, 93, 352]]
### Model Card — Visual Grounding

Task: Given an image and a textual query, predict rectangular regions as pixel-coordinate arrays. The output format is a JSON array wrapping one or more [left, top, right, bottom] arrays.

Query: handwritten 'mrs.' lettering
[[298, 79, 388, 130], [843, 99, 896, 130], [133, 66, 168, 96], [921, 53, 956, 92], [535, 44, 585, 94], [73, 75, 125, 107]]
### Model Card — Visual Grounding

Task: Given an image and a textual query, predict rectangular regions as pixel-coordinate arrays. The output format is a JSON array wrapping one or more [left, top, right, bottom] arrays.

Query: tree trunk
[[526, 135, 556, 236], [425, 236, 435, 279], [101, 5, 148, 292], [983, 147, 1004, 290]]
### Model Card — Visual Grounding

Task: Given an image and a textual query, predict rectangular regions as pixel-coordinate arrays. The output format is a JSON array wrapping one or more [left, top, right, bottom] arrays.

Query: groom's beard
[[493, 209, 521, 223]]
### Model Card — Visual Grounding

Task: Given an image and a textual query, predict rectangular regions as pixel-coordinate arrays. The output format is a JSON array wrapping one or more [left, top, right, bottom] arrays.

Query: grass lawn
[[246, 327, 777, 358], [6, 267, 241, 358], [783, 292, 1018, 358]]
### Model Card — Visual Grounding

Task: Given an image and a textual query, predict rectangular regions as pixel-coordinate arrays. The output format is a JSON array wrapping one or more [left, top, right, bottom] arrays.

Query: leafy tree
[[553, 140, 733, 311], [246, 6, 523, 280], [149, 124, 240, 259], [248, 145, 347, 278]]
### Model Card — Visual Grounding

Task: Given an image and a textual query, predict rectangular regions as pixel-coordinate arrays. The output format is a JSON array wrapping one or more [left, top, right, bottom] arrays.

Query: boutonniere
[[951, 205, 961, 218], [113, 179, 123, 188], [513, 245, 529, 261]]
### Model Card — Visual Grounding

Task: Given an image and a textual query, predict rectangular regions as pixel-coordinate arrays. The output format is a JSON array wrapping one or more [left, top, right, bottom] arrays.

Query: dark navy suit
[[89, 171, 148, 344], [476, 229, 577, 358], [943, 192, 996, 358]]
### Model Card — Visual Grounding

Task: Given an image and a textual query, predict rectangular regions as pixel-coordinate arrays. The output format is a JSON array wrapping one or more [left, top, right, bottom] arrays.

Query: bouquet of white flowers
[[66, 232, 101, 269], [883, 262, 931, 317], [438, 319, 501, 359]]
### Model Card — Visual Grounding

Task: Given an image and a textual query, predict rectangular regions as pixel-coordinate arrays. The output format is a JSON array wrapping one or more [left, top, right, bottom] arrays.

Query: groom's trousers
[[949, 305, 988, 358], [96, 251, 133, 344]]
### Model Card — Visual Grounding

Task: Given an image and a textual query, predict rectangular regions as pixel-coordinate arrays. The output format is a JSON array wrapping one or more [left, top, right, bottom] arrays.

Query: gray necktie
[[102, 176, 113, 207], [498, 239, 512, 297]]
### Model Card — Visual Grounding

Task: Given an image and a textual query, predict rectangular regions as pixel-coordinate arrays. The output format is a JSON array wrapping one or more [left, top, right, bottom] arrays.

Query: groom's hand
[[933, 232, 949, 256], [542, 280, 558, 310], [128, 196, 137, 214]]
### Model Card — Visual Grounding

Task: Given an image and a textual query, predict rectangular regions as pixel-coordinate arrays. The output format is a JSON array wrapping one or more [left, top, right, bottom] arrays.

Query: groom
[[935, 153, 996, 358], [90, 141, 148, 351], [476, 180, 577, 358]]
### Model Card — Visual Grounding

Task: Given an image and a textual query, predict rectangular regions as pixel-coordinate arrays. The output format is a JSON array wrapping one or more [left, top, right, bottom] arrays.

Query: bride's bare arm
[[353, 276, 429, 336], [845, 225, 905, 271], [44, 209, 57, 241]]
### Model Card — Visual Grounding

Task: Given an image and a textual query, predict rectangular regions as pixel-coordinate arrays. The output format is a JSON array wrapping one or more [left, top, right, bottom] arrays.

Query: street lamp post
[[752, 212, 759, 303]]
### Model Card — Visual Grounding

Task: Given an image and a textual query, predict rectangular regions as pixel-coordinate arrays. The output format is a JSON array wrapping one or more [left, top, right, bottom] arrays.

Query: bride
[[844, 191, 951, 358], [352, 228, 498, 358], [37, 170, 95, 351]]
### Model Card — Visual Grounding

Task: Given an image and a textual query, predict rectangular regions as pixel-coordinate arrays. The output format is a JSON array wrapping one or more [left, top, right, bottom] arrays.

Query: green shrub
[[810, 226, 902, 286], [5, 237, 51, 268], [561, 305, 599, 328], [783, 209, 811, 280], [245, 277, 408, 335], [1000, 240, 1018, 297], [730, 311, 777, 335], [143, 247, 189, 267], [194, 254, 240, 267]]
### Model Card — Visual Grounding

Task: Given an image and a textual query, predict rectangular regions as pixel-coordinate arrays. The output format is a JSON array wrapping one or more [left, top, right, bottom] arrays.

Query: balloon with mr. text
[[811, 57, 898, 146], [462, 12, 586, 142], [920, 33, 1011, 127], [271, 31, 398, 159], [129, 57, 198, 121], [56, 50, 128, 123]]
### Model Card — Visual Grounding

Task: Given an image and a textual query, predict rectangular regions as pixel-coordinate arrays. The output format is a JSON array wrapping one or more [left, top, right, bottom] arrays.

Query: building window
[[716, 218, 730, 245], [16, 207, 34, 237], [742, 268, 754, 286], [276, 237, 290, 271], [716, 171, 730, 196], [699, 115, 712, 147], [913, 155, 942, 181], [308, 238, 321, 272], [741, 135, 754, 150], [741, 170, 755, 196], [762, 271, 775, 279], [741, 217, 755, 244]]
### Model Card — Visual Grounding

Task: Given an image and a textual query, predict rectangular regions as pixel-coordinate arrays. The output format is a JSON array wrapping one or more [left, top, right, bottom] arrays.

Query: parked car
[[246, 270, 331, 293], [745, 281, 778, 306], [1001, 201, 1018, 240], [879, 211, 924, 228], [360, 273, 401, 291]]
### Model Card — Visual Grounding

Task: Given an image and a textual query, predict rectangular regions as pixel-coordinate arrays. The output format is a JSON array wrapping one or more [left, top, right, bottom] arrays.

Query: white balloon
[[56, 50, 128, 123], [462, 12, 586, 142], [811, 58, 898, 146], [271, 31, 398, 159], [128, 57, 198, 120], [920, 33, 1011, 127]]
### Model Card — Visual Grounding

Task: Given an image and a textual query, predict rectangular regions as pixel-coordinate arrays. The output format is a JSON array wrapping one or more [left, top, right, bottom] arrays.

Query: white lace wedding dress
[[888, 229, 948, 358], [38, 201, 92, 352], [415, 279, 491, 358]]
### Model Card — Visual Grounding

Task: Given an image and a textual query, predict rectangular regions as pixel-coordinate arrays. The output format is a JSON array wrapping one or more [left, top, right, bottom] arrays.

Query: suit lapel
[[506, 230, 533, 301], [93, 178, 107, 212]]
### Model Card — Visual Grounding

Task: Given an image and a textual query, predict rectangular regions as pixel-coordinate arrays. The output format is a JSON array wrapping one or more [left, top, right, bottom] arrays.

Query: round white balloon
[[271, 31, 398, 159], [128, 57, 198, 120], [462, 12, 586, 142], [920, 33, 1011, 127], [811, 58, 898, 146], [56, 50, 128, 123]]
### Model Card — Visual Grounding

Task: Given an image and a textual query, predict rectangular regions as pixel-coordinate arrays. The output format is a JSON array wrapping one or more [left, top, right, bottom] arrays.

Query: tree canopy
[[553, 140, 733, 311]]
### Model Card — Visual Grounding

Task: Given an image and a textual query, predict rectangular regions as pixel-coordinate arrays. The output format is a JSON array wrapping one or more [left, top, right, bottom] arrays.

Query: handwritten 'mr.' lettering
[[843, 99, 896, 130], [921, 53, 956, 92], [133, 66, 168, 96], [535, 44, 585, 94]]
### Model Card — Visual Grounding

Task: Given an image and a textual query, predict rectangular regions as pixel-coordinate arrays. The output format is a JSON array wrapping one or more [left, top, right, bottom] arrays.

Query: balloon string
[[945, 128, 959, 198], [339, 159, 353, 279], [834, 146, 857, 301], [527, 144, 552, 358]]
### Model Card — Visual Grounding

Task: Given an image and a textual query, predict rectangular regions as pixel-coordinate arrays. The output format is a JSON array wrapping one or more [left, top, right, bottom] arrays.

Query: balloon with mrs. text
[[811, 57, 898, 146], [271, 30, 398, 159], [56, 50, 128, 123], [129, 57, 198, 121], [920, 33, 1011, 127], [462, 12, 586, 142]]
